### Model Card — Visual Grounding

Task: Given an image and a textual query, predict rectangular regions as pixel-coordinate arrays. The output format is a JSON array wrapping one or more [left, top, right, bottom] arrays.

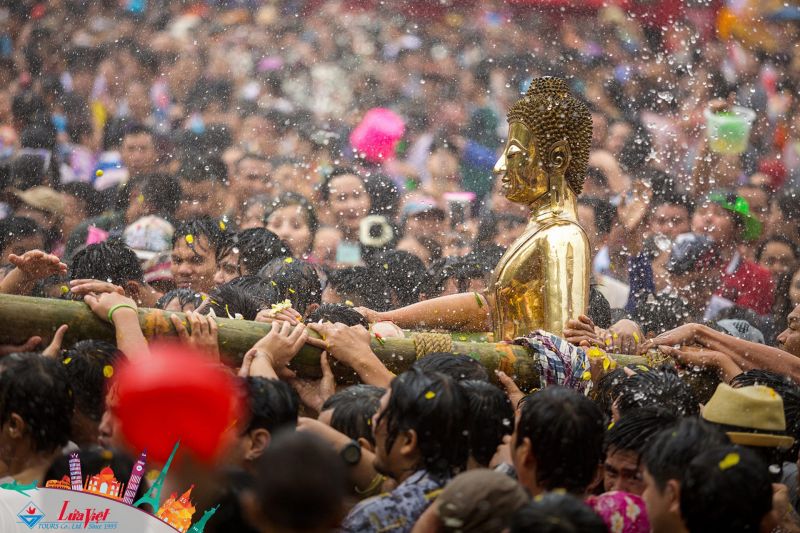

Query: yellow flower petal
[[602, 357, 611, 371], [63, 357, 72, 365], [219, 220, 227, 231], [425, 391, 436, 399], [103, 365, 114, 378], [633, 332, 640, 343], [719, 452, 740, 471], [95, 169, 104, 177], [582, 371, 592, 381], [284, 257, 294, 263], [587, 347, 605, 358], [185, 234, 194, 244]]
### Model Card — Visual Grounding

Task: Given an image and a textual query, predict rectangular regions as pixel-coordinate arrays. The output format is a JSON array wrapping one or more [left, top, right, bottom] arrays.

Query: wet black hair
[[642, 417, 729, 491], [118, 172, 182, 218], [155, 288, 203, 311], [242, 377, 299, 434], [69, 240, 144, 285], [615, 367, 699, 418], [207, 276, 278, 320], [604, 407, 678, 459], [413, 353, 489, 382], [321, 384, 385, 446], [515, 387, 604, 494], [681, 446, 772, 533], [378, 368, 470, 480], [60, 182, 103, 217], [588, 285, 612, 329], [177, 155, 228, 183], [10, 152, 49, 189], [0, 216, 45, 255], [172, 216, 228, 252], [59, 340, 123, 423], [252, 431, 346, 531], [510, 494, 606, 533], [0, 352, 73, 453], [219, 228, 290, 275], [475, 212, 527, 249], [366, 249, 426, 307], [578, 197, 616, 235], [306, 303, 369, 327], [325, 266, 385, 309], [461, 380, 514, 466], [258, 258, 321, 316]]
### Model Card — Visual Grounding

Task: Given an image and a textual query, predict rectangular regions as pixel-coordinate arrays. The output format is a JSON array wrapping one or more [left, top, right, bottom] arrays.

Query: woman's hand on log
[[641, 323, 702, 351], [564, 314, 603, 347], [170, 311, 220, 361], [9, 250, 66, 281], [69, 279, 125, 297], [289, 352, 336, 414], [353, 306, 383, 324], [254, 306, 303, 326], [605, 319, 645, 355], [657, 345, 742, 382], [84, 292, 138, 323], [252, 321, 308, 371], [495, 370, 525, 409]]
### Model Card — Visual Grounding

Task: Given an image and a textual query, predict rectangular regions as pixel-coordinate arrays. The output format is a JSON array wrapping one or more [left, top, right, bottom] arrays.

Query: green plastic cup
[[703, 105, 756, 155]]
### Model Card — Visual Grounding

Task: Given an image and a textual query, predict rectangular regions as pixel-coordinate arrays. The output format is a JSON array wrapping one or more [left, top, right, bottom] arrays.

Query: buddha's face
[[494, 121, 548, 205]]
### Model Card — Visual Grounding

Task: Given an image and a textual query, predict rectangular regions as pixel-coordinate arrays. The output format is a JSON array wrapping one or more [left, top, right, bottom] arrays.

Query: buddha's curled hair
[[506, 77, 592, 195]]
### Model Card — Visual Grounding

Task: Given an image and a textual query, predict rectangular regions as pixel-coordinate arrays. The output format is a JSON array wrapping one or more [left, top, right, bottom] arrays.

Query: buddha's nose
[[493, 154, 506, 177]]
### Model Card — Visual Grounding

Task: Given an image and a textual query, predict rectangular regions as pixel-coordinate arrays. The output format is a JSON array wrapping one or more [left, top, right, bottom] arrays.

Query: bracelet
[[107, 304, 136, 323]]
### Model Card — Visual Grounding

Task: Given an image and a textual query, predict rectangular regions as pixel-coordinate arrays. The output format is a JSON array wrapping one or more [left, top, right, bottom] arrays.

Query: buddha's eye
[[507, 145, 525, 158]]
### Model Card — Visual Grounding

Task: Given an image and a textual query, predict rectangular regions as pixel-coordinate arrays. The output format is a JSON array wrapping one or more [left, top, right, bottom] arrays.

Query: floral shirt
[[341, 470, 445, 533]]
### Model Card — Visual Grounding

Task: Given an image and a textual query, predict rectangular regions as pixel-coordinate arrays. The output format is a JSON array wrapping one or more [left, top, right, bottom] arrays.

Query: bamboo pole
[[0, 294, 649, 390]]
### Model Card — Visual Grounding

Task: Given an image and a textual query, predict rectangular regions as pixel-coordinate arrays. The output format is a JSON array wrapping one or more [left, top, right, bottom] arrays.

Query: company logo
[[57, 500, 112, 529], [17, 502, 44, 529]]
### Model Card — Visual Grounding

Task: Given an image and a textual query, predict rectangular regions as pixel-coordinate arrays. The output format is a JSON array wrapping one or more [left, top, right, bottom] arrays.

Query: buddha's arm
[[365, 292, 493, 331]]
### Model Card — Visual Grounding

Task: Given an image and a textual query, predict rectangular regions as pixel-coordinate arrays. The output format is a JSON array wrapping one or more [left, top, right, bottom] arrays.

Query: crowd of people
[[1, 0, 800, 531]]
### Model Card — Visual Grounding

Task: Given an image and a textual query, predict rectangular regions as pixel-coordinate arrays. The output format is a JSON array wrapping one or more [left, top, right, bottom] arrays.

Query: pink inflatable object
[[349, 108, 405, 163]]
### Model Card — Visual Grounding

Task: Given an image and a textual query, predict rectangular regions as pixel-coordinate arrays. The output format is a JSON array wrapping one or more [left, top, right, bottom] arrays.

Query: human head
[[318, 168, 370, 240], [777, 303, 800, 357], [412, 353, 489, 382], [510, 493, 606, 533], [496, 77, 592, 204], [614, 368, 699, 420], [664, 233, 721, 308], [232, 153, 273, 206], [460, 380, 514, 468], [368, 249, 426, 308], [246, 431, 346, 533], [0, 353, 73, 462], [264, 192, 317, 257], [122, 172, 182, 225], [680, 446, 772, 533], [229, 377, 299, 470], [155, 288, 203, 313], [258, 258, 321, 317], [577, 197, 615, 253], [513, 387, 604, 496], [649, 193, 692, 241], [214, 228, 290, 286], [319, 384, 384, 449], [756, 235, 799, 281], [432, 469, 529, 532], [0, 216, 45, 262], [311, 226, 342, 267], [642, 418, 729, 533], [171, 217, 227, 293], [69, 240, 158, 306], [691, 191, 760, 245], [603, 407, 678, 495], [306, 303, 369, 327], [175, 156, 228, 220], [59, 340, 123, 448], [373, 368, 469, 481], [322, 266, 384, 309], [240, 194, 272, 230], [206, 276, 278, 320], [120, 124, 156, 177]]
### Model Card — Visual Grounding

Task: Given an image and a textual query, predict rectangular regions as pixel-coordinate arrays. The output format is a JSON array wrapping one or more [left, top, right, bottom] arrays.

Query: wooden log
[[0, 294, 648, 390]]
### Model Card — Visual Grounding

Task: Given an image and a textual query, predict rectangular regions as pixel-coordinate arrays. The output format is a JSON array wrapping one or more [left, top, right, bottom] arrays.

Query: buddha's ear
[[547, 139, 571, 173]]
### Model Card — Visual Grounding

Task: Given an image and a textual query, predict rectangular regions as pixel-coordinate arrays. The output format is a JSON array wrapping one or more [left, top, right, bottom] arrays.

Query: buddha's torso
[[489, 204, 590, 340]]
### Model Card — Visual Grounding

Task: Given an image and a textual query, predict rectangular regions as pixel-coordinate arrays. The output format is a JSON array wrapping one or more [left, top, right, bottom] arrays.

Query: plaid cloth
[[513, 330, 591, 394]]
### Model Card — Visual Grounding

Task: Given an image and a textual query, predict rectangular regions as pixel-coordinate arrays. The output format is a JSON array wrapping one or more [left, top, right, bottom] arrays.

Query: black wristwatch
[[340, 440, 362, 465]]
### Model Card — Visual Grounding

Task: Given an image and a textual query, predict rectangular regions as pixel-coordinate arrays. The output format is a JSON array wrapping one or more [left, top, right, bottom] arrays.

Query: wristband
[[107, 304, 136, 323]]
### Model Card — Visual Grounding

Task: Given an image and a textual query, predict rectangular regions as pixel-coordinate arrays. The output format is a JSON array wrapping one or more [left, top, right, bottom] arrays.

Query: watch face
[[342, 443, 361, 464]]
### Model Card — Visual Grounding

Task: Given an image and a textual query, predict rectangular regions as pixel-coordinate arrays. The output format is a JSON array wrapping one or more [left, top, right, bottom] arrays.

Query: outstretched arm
[[357, 292, 492, 332]]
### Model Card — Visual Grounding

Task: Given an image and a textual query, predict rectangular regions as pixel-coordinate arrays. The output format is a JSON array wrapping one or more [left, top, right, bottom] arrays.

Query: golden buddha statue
[[488, 77, 591, 339], [361, 77, 591, 340]]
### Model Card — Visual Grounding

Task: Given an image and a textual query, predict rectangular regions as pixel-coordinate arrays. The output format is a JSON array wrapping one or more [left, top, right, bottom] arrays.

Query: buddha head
[[494, 77, 592, 206]]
